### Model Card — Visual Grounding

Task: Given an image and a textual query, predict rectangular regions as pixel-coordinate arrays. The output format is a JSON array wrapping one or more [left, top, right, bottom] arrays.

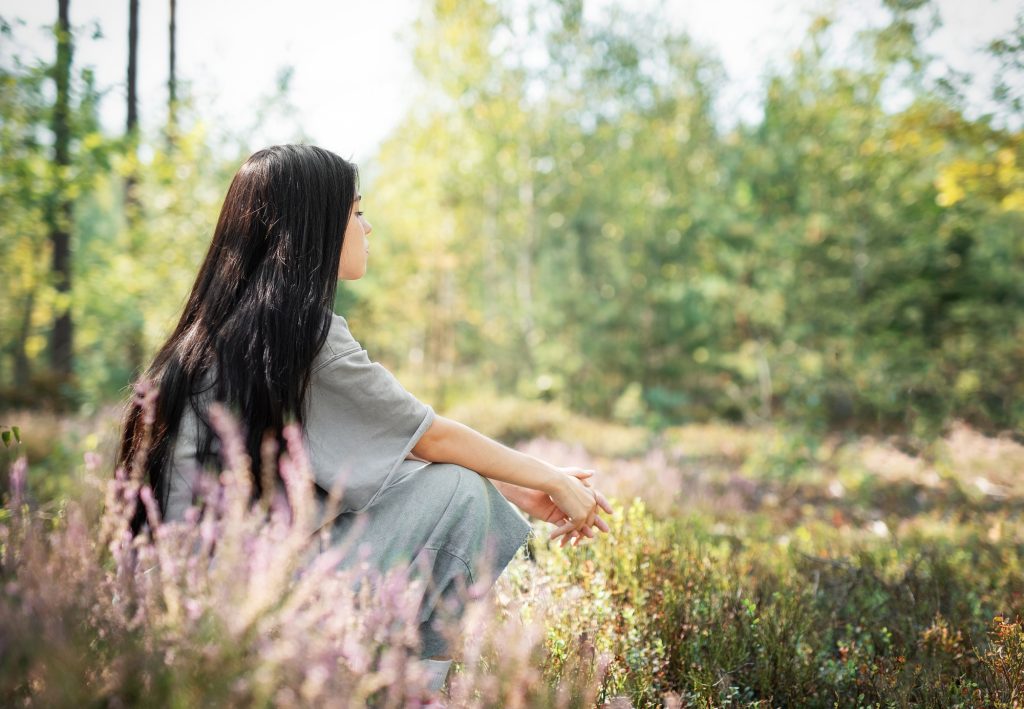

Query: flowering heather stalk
[[444, 588, 612, 708], [206, 401, 254, 506], [278, 421, 317, 534], [8, 455, 26, 510], [127, 377, 159, 485], [259, 430, 280, 511]]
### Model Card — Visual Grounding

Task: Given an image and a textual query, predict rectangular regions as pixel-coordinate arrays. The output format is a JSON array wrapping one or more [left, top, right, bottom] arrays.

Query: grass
[[1, 395, 1022, 707]]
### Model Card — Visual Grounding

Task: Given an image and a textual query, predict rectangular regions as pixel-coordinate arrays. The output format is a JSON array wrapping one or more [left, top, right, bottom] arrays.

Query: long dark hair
[[117, 144, 359, 534]]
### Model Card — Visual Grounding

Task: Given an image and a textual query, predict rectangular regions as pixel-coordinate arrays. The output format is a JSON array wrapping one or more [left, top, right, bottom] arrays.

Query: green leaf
[[11, 426, 20, 443], [1, 430, 10, 447]]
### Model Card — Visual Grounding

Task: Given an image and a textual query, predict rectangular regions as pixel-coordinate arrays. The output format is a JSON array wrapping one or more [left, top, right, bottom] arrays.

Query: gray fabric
[[163, 312, 534, 658], [318, 458, 533, 658], [303, 313, 437, 517], [165, 312, 436, 526], [418, 658, 453, 692]]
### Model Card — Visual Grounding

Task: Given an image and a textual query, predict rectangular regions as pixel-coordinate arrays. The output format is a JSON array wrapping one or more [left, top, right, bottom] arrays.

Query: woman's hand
[[511, 470, 597, 523], [546, 470, 598, 535], [512, 470, 611, 544], [557, 469, 614, 547], [544, 468, 614, 547]]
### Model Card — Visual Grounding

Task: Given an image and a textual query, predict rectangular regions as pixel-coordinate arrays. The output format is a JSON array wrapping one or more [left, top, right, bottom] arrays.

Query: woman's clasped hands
[[516, 465, 614, 548]]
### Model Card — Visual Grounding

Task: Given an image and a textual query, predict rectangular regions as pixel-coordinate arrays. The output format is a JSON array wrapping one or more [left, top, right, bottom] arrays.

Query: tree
[[0, 40, 51, 398], [167, 0, 178, 143], [124, 0, 145, 377], [363, 0, 1022, 433], [47, 0, 74, 401], [126, 0, 138, 138]]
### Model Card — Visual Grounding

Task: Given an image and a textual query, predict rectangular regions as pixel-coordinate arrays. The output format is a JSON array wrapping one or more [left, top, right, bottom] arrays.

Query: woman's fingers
[[552, 518, 589, 543], [569, 469, 595, 487], [569, 468, 596, 478], [549, 518, 577, 540], [549, 489, 612, 546], [587, 490, 600, 522]]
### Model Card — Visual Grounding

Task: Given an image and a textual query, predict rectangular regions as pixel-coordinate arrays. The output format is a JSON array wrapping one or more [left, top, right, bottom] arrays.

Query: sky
[[0, 0, 1020, 163]]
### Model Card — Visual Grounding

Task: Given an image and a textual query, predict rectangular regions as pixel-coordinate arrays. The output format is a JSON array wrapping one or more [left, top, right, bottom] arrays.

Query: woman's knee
[[435, 463, 493, 511], [411, 462, 488, 503]]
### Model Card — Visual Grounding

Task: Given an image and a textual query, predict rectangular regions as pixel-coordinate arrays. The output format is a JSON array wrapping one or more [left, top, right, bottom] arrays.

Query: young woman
[[116, 144, 613, 704]]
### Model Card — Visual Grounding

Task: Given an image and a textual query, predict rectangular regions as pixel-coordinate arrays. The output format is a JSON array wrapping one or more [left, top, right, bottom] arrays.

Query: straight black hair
[[117, 144, 359, 533]]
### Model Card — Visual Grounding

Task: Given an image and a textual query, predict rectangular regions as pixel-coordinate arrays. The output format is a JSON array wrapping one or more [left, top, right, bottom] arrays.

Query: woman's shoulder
[[313, 312, 363, 369]]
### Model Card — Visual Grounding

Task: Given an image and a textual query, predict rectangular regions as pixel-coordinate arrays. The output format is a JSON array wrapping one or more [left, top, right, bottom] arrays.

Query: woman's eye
[[356, 211, 365, 217]]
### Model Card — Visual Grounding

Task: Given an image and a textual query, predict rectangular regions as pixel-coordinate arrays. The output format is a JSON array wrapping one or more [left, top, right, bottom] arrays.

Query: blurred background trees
[[0, 0, 1021, 437]]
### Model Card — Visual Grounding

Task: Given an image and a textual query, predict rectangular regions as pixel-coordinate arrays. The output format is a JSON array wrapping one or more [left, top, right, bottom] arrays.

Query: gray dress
[[164, 312, 534, 658]]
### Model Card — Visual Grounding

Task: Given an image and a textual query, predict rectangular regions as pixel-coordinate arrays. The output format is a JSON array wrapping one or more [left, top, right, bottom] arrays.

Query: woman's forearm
[[488, 478, 537, 509], [410, 415, 561, 494]]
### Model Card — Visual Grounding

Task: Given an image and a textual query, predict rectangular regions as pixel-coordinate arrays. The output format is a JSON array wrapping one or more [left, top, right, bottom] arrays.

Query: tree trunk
[[48, 0, 74, 391], [515, 139, 536, 381], [14, 291, 34, 390], [167, 0, 177, 144], [125, 0, 140, 215], [127, 0, 139, 136], [125, 0, 144, 376]]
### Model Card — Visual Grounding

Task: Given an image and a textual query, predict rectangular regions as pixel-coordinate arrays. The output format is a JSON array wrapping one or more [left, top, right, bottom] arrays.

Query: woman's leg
[[323, 460, 534, 660]]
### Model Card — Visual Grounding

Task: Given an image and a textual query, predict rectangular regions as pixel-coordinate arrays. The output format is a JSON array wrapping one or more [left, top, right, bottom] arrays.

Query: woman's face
[[338, 194, 372, 280]]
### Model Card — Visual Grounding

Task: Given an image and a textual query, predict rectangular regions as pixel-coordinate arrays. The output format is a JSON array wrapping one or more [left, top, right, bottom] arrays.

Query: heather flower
[[8, 455, 26, 509]]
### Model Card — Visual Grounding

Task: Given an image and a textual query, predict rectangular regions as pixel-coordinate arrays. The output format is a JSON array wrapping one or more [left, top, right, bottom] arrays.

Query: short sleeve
[[304, 317, 436, 515]]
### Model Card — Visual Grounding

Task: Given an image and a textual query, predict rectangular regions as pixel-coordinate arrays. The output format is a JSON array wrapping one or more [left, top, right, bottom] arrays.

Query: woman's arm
[[411, 415, 561, 493], [487, 478, 537, 509], [410, 414, 599, 533], [407, 429, 541, 508]]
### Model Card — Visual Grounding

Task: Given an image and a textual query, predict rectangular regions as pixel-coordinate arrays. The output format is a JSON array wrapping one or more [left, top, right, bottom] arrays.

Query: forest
[[1, 0, 1023, 706], [1, 0, 1019, 436]]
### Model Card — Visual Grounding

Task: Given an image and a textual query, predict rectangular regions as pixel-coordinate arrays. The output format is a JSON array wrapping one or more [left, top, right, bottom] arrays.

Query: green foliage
[[1, 0, 1022, 438], [354, 0, 1024, 436], [443, 393, 651, 457], [515, 420, 1024, 707], [71, 121, 243, 406], [979, 616, 1024, 706], [0, 425, 20, 448]]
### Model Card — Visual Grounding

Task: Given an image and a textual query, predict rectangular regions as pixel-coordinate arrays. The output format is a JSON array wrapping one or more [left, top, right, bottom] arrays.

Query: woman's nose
[[363, 218, 372, 236]]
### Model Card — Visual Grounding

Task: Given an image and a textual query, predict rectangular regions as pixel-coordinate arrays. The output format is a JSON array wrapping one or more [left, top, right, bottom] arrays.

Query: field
[[2, 399, 1022, 707]]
